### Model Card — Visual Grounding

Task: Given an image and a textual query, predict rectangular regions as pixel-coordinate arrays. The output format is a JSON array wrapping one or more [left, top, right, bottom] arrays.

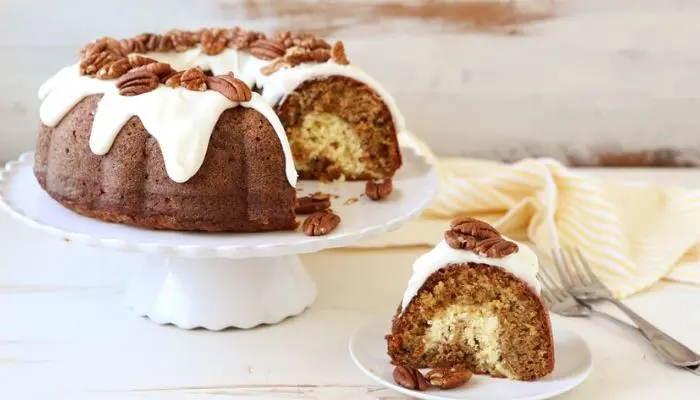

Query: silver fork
[[539, 267, 700, 375], [553, 248, 700, 368], [539, 267, 637, 329]]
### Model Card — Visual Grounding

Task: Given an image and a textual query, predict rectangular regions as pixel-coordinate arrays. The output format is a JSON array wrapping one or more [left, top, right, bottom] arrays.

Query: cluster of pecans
[[78, 28, 351, 95], [444, 217, 519, 257], [295, 192, 341, 237], [112, 57, 251, 102], [393, 365, 473, 391]]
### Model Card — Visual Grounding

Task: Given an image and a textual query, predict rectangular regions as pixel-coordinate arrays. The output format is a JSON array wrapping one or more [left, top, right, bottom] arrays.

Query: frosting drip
[[38, 46, 407, 185], [401, 239, 541, 311], [39, 64, 297, 185]]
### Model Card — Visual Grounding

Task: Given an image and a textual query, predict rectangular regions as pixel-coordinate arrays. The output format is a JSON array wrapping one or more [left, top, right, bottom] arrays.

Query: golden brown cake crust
[[34, 95, 297, 232], [276, 76, 402, 181], [386, 263, 555, 381]]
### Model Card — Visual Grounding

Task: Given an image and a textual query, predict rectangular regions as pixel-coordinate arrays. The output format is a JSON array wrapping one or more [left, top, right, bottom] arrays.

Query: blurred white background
[[2, 0, 700, 164]]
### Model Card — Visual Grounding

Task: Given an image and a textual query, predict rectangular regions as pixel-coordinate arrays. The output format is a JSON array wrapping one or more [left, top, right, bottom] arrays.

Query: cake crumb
[[344, 197, 359, 205], [63, 238, 71, 243]]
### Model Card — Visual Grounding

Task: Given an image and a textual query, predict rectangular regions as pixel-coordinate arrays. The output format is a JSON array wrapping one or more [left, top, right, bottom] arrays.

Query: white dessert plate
[[349, 316, 592, 400]]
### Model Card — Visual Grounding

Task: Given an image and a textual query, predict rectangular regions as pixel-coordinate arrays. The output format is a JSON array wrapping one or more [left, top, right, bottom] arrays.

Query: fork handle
[[606, 298, 700, 367]]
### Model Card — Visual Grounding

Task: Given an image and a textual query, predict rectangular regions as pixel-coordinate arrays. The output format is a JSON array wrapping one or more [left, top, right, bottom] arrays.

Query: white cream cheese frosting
[[38, 44, 407, 185], [38, 63, 297, 185], [400, 239, 542, 311]]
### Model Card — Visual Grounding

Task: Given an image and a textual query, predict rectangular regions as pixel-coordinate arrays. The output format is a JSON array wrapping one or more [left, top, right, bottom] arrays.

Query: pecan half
[[444, 230, 478, 251], [260, 58, 292, 76], [206, 72, 252, 102], [275, 32, 330, 50], [95, 57, 132, 80], [80, 51, 121, 75], [274, 31, 295, 48], [163, 71, 184, 87], [120, 37, 147, 54], [249, 39, 286, 60], [295, 194, 331, 214], [425, 368, 472, 390], [393, 365, 428, 391], [229, 27, 265, 50], [201, 28, 229, 55], [450, 217, 499, 238], [180, 67, 208, 91], [128, 55, 157, 68], [365, 178, 393, 201], [141, 33, 175, 52], [285, 48, 331, 66], [331, 41, 350, 65], [302, 211, 341, 236], [165, 29, 199, 51], [116, 69, 159, 96], [81, 37, 126, 59], [132, 62, 174, 80], [474, 236, 518, 258]]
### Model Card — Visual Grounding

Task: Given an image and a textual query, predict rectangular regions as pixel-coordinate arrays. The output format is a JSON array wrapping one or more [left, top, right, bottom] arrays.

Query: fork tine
[[574, 247, 601, 284], [551, 249, 574, 289], [539, 267, 565, 302], [538, 281, 554, 305], [564, 248, 587, 287]]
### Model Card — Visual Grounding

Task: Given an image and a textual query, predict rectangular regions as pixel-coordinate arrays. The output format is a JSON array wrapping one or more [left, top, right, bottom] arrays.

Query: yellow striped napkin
[[357, 134, 700, 298]]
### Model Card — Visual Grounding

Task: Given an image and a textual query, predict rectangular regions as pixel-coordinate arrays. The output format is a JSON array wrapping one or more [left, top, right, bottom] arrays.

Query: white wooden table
[[1, 168, 699, 399]]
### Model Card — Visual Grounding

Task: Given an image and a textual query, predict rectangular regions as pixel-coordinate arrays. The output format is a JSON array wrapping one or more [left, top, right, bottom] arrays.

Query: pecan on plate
[[302, 211, 340, 236], [393, 365, 428, 391], [331, 41, 350, 65], [365, 178, 393, 201], [425, 367, 472, 390], [116, 69, 160, 96], [179, 67, 208, 91], [295, 194, 331, 214], [249, 39, 286, 60], [206, 72, 252, 102]]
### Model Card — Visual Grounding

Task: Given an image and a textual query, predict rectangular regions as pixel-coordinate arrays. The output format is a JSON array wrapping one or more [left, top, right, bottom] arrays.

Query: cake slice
[[386, 217, 554, 381]]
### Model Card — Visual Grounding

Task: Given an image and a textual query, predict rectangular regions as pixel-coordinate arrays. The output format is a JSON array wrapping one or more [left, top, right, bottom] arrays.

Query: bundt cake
[[386, 217, 555, 381], [34, 28, 405, 231]]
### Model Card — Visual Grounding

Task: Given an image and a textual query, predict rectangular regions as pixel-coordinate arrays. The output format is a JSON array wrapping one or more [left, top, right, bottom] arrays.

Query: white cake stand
[[0, 143, 438, 330]]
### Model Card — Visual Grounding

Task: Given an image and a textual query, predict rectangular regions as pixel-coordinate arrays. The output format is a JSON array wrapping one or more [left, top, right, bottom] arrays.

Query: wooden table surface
[[1, 168, 700, 399]]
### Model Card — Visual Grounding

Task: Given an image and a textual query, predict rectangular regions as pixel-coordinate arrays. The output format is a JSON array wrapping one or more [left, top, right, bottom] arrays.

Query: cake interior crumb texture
[[386, 263, 555, 381], [277, 76, 402, 181]]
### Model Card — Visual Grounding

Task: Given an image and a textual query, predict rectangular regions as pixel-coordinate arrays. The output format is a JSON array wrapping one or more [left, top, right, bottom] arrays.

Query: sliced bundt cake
[[386, 217, 555, 381], [34, 28, 406, 231]]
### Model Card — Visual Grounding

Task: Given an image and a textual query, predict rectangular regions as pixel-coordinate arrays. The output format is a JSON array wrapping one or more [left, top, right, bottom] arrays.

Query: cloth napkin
[[355, 134, 700, 298]]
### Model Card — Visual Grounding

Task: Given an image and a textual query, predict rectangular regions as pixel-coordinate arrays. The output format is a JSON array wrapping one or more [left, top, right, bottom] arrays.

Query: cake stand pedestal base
[[124, 255, 316, 330], [1, 144, 438, 330]]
